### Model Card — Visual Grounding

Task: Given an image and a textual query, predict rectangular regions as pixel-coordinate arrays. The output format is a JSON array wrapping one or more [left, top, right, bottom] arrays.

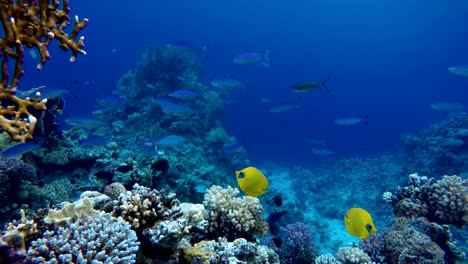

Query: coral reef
[[401, 112, 468, 176], [385, 173, 467, 227], [271, 222, 317, 264], [181, 237, 279, 264], [203, 185, 268, 242], [336, 246, 372, 264], [112, 183, 182, 231]]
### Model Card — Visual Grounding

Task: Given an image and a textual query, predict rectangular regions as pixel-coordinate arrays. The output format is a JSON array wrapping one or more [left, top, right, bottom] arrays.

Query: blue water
[[19, 0, 468, 165]]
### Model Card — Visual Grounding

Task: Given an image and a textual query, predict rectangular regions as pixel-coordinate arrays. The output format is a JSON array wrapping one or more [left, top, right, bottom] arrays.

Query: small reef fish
[[65, 118, 107, 129], [260, 97, 273, 103], [448, 65, 468, 77], [272, 195, 283, 207], [0, 142, 41, 158], [165, 40, 198, 53], [235, 166, 269, 197], [344, 208, 377, 239], [430, 102, 465, 112], [41, 80, 79, 99], [304, 137, 326, 146], [152, 98, 199, 115], [151, 158, 170, 174], [210, 77, 242, 91], [292, 76, 331, 93], [311, 148, 334, 156], [335, 115, 368, 126], [79, 135, 108, 146], [269, 104, 301, 113], [168, 89, 201, 99], [96, 95, 124, 108], [16, 85, 46, 98], [233, 48, 271, 67], [219, 142, 243, 154], [155, 135, 186, 147]]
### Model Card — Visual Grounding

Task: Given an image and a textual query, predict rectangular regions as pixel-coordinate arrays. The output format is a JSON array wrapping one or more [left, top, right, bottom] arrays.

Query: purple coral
[[277, 223, 316, 264], [360, 232, 387, 263]]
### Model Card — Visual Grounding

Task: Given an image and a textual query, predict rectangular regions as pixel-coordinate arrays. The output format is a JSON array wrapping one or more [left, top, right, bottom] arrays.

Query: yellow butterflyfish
[[344, 208, 377, 239], [235, 166, 269, 197]]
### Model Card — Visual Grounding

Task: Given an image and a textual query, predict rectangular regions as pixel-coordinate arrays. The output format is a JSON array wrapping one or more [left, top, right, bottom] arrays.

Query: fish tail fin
[[322, 76, 331, 92], [363, 114, 369, 126], [261, 48, 272, 67]]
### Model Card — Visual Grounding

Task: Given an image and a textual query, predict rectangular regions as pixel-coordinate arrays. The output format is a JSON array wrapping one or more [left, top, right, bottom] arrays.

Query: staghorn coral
[[27, 214, 140, 263], [336, 246, 373, 264], [181, 237, 279, 264], [203, 185, 268, 242], [387, 173, 467, 227], [0, 0, 88, 142]]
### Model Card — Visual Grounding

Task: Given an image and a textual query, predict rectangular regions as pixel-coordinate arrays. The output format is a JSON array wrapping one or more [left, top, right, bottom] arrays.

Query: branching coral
[[274, 222, 317, 264], [182, 237, 279, 264], [0, 0, 88, 142], [112, 183, 183, 231], [27, 214, 140, 263], [203, 185, 268, 242]]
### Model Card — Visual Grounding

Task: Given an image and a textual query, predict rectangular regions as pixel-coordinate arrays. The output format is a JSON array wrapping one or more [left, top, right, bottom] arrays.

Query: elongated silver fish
[[448, 65, 468, 77]]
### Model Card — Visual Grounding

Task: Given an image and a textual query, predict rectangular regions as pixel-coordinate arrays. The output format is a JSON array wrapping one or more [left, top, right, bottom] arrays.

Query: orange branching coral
[[0, 0, 88, 142]]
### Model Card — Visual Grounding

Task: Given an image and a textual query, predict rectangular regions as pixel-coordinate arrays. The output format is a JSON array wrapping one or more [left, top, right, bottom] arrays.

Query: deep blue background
[[18, 0, 468, 165]]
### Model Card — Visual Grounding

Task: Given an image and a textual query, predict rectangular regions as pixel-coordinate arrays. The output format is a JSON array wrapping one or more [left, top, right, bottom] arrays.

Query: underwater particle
[[273, 195, 283, 207], [292, 76, 331, 93], [344, 208, 377, 239], [235, 166, 269, 197], [430, 101, 465, 112], [448, 65, 468, 76], [151, 158, 170, 174]]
